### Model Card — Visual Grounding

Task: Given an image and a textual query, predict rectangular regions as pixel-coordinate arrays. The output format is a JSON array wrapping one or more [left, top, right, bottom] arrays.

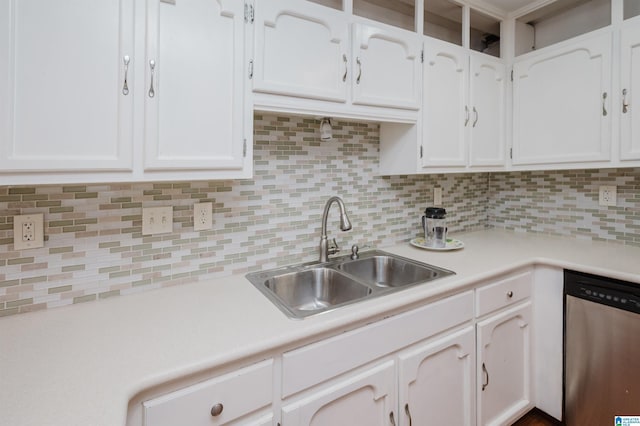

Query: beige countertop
[[1, 230, 639, 426]]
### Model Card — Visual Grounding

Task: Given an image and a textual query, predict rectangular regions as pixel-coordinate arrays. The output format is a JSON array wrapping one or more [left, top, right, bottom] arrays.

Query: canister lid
[[424, 207, 446, 218]]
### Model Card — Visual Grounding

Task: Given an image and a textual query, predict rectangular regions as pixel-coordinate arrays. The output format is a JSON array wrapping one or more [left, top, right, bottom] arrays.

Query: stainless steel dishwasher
[[564, 270, 640, 425]]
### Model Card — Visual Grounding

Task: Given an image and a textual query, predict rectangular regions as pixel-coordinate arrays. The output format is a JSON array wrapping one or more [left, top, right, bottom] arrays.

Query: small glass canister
[[422, 207, 447, 248]]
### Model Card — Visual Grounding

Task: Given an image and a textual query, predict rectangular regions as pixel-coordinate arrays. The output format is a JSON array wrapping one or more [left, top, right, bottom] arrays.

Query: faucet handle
[[351, 245, 359, 260], [328, 238, 340, 255]]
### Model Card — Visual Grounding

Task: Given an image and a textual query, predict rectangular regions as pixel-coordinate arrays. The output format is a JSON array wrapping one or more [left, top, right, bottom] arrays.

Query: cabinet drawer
[[476, 270, 532, 317], [143, 359, 273, 426], [282, 291, 474, 397]]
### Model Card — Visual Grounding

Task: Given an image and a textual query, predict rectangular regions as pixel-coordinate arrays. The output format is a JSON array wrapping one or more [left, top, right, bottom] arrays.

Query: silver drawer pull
[[148, 60, 156, 98], [342, 54, 347, 82], [623, 89, 629, 114], [356, 57, 362, 84], [602, 92, 607, 116], [472, 106, 478, 127], [210, 403, 223, 417], [389, 411, 396, 426], [464, 106, 469, 126], [122, 56, 130, 95], [482, 362, 490, 390], [507, 291, 513, 298]]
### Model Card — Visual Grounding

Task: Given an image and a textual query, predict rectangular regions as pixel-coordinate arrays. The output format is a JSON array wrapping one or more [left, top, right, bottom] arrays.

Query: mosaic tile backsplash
[[0, 114, 488, 317]]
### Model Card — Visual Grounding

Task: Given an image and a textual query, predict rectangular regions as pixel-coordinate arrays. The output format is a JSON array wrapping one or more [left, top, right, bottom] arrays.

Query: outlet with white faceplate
[[13, 213, 44, 250], [193, 202, 213, 231], [142, 207, 173, 235], [599, 185, 617, 207]]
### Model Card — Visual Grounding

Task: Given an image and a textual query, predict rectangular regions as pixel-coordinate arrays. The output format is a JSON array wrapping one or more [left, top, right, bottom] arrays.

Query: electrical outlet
[[142, 207, 173, 235], [433, 187, 443, 206], [193, 202, 213, 231], [599, 185, 617, 207], [13, 213, 44, 250]]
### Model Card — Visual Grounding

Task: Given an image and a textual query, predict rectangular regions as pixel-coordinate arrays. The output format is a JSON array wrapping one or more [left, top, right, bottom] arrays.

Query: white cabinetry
[[421, 38, 506, 170], [398, 326, 476, 426], [0, 0, 134, 172], [512, 32, 612, 166], [282, 360, 397, 426], [142, 359, 273, 426], [0, 0, 250, 184], [251, 0, 421, 117], [143, 0, 247, 174], [620, 20, 640, 161], [475, 271, 533, 426]]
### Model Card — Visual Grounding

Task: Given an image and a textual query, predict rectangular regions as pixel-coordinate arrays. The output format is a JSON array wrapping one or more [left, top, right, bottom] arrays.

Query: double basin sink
[[246, 250, 454, 319]]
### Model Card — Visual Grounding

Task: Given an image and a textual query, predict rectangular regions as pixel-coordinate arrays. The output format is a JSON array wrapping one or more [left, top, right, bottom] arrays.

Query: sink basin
[[246, 250, 454, 319], [336, 255, 446, 288], [264, 268, 372, 315]]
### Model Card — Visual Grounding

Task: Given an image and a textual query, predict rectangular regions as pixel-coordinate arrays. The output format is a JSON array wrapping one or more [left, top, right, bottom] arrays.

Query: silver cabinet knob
[[210, 403, 223, 417], [507, 291, 513, 298]]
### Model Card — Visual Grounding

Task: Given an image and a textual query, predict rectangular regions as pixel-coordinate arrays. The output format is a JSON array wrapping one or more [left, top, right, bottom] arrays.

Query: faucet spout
[[319, 196, 352, 263]]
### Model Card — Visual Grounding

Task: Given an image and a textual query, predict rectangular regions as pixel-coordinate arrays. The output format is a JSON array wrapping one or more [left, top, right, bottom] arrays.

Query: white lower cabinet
[[142, 359, 273, 426], [477, 303, 533, 426], [282, 360, 397, 426], [398, 326, 476, 426]]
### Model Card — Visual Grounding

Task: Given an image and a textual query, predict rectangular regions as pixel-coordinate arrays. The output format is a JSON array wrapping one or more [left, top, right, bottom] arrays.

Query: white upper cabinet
[[512, 32, 612, 165], [422, 39, 468, 167], [143, 0, 246, 172], [252, 0, 349, 103], [469, 54, 506, 167], [351, 23, 422, 110], [0, 0, 134, 172], [620, 21, 640, 160]]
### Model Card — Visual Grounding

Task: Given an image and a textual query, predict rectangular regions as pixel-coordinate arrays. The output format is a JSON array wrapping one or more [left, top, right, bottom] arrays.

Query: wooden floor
[[512, 408, 562, 426]]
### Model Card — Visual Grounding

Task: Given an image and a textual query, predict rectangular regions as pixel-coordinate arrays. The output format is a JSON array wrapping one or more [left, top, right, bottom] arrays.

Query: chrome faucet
[[319, 196, 352, 262]]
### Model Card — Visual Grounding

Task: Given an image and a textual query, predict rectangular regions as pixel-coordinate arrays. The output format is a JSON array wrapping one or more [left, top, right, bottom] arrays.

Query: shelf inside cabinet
[[353, 0, 416, 31], [515, 0, 611, 56], [307, 0, 343, 11], [424, 0, 463, 46], [470, 8, 501, 57], [624, 0, 640, 20]]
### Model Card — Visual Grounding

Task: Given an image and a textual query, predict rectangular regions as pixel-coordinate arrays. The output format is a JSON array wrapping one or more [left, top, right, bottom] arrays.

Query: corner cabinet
[[421, 38, 506, 170], [0, 0, 134, 172], [0, 0, 251, 184], [512, 32, 612, 166]]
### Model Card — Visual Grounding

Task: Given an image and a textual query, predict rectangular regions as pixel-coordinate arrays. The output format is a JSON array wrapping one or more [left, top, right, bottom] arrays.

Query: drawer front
[[476, 270, 532, 317], [143, 359, 273, 426], [282, 291, 474, 398]]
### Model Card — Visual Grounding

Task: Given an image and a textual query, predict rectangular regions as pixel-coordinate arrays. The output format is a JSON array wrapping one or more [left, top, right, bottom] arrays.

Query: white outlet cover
[[14, 213, 44, 250], [599, 185, 617, 207], [433, 187, 443, 206], [142, 207, 173, 235], [194, 202, 213, 231]]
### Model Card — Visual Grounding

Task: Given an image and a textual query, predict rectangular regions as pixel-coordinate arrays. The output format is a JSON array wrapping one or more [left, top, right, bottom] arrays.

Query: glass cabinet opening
[[306, 0, 343, 11], [424, 0, 463, 46], [515, 0, 611, 56], [624, 0, 640, 20], [353, 0, 416, 31], [470, 9, 501, 57]]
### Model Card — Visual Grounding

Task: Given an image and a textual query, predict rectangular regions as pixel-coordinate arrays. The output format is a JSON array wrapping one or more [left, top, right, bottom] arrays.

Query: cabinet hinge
[[248, 60, 254, 79], [420, 145, 423, 159], [243, 139, 247, 157], [244, 3, 254, 23]]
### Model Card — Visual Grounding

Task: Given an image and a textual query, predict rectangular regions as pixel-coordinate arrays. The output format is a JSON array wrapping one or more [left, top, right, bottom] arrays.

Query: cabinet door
[[469, 54, 506, 167], [0, 0, 134, 171], [352, 24, 421, 110], [422, 38, 468, 167], [143, 0, 246, 171], [282, 360, 397, 426], [512, 33, 612, 165], [252, 0, 349, 103], [621, 22, 640, 160], [477, 303, 532, 426], [398, 327, 475, 426]]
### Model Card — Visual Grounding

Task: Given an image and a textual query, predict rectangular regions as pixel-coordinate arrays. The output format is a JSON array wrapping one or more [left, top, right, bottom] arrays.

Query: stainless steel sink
[[246, 250, 454, 319], [336, 254, 445, 288], [264, 268, 372, 314]]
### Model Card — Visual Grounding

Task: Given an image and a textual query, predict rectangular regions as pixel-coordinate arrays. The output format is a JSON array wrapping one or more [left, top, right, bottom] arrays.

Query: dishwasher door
[[565, 295, 640, 425]]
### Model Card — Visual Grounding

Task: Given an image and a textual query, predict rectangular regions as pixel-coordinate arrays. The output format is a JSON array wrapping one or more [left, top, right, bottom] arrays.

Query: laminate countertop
[[1, 230, 638, 426]]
